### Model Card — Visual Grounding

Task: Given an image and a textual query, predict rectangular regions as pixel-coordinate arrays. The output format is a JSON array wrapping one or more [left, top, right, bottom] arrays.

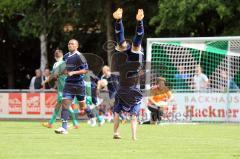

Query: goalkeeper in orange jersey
[[147, 77, 172, 124]]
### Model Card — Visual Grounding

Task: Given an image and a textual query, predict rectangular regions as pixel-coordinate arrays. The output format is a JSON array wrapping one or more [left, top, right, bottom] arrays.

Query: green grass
[[0, 121, 240, 159]]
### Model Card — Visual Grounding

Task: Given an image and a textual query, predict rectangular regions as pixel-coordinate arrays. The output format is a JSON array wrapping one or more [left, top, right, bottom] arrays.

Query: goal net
[[146, 37, 240, 93], [144, 37, 240, 122]]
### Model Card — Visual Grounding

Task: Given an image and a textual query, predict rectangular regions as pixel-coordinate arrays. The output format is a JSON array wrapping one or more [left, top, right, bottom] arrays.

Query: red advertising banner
[[8, 93, 22, 114], [45, 93, 57, 115], [26, 93, 40, 115]]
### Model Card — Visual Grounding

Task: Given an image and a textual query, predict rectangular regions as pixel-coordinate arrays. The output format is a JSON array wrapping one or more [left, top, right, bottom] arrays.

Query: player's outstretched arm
[[113, 8, 127, 51], [132, 9, 144, 52], [68, 69, 88, 76]]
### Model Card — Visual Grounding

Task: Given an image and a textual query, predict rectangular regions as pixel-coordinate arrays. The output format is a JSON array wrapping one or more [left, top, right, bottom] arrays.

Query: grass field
[[0, 121, 240, 159]]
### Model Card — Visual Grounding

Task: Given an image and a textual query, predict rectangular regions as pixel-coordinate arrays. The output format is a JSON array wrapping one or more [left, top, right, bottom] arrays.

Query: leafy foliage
[[150, 0, 240, 36]]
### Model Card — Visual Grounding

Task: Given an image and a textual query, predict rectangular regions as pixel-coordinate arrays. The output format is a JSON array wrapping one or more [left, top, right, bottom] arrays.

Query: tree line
[[0, 0, 239, 89]]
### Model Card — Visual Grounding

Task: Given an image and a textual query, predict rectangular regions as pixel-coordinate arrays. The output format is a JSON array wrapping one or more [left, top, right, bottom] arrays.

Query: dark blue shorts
[[113, 97, 141, 116], [63, 82, 85, 102]]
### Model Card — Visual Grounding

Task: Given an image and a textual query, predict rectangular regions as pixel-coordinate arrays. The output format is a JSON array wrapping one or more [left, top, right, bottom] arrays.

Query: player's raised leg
[[132, 9, 144, 52], [130, 9, 144, 140], [112, 8, 127, 139], [113, 8, 128, 51]]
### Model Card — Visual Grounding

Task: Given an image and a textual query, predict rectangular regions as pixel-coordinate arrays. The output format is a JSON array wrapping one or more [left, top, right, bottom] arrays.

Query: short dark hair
[[54, 49, 63, 58]]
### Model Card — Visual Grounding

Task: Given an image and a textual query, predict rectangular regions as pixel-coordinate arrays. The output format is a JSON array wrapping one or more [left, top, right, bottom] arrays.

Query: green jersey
[[52, 60, 67, 92]]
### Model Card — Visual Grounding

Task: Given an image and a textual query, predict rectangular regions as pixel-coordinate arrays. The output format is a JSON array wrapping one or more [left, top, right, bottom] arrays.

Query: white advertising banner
[[163, 93, 240, 122]]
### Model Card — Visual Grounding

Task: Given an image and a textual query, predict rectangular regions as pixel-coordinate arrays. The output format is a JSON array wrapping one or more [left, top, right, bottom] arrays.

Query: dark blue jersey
[[63, 51, 88, 83], [113, 46, 144, 106], [114, 45, 144, 88]]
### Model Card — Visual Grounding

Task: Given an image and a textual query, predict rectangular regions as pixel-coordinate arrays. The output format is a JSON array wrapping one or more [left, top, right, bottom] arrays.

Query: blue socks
[[86, 107, 95, 119], [133, 20, 144, 47], [115, 19, 144, 47], [115, 19, 125, 45], [61, 108, 69, 130]]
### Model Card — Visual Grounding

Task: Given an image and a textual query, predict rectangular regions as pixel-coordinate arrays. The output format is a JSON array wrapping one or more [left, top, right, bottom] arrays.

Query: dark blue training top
[[63, 51, 88, 83], [112, 46, 144, 106], [114, 45, 144, 88]]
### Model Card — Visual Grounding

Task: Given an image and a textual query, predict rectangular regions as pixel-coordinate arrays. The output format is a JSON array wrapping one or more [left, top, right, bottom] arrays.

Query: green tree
[[150, 0, 240, 37], [0, 0, 158, 88], [0, 0, 87, 71]]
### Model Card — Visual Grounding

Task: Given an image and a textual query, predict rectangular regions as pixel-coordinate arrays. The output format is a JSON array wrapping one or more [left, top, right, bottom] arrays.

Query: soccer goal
[[145, 36, 240, 122]]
